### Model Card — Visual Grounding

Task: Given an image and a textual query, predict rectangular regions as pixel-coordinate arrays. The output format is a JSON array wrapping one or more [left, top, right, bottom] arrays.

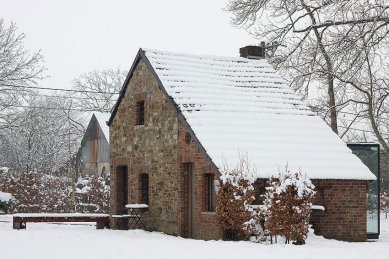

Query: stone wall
[[109, 58, 180, 235], [310, 179, 367, 242]]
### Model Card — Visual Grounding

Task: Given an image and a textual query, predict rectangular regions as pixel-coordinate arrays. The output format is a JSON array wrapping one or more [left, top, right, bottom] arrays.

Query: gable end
[[109, 48, 220, 174]]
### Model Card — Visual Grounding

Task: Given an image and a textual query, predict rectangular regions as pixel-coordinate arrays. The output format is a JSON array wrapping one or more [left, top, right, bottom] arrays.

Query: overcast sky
[[1, 0, 255, 90]]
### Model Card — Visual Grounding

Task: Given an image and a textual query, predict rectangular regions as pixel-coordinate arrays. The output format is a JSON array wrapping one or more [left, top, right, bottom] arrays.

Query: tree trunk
[[301, 0, 338, 134]]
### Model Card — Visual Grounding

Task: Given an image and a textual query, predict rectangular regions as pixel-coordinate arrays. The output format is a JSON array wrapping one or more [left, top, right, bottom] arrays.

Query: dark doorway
[[116, 165, 128, 214], [182, 163, 195, 238]]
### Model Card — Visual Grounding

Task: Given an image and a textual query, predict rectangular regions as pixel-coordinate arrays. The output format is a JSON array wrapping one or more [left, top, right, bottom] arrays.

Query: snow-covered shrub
[[264, 168, 315, 245], [0, 191, 16, 214], [216, 157, 260, 240], [0, 170, 72, 213], [381, 189, 389, 218], [3, 170, 43, 213], [42, 175, 72, 213], [75, 175, 110, 213]]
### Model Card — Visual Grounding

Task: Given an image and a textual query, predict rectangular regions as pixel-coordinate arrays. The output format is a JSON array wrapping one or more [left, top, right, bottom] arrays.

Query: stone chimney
[[239, 45, 265, 59]]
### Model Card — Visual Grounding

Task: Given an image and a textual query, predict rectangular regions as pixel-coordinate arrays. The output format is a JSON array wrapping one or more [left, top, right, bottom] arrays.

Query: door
[[182, 163, 194, 238], [115, 165, 128, 214]]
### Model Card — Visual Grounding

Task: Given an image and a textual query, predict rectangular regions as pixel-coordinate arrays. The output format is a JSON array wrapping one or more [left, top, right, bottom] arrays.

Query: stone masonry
[[110, 58, 180, 235], [110, 57, 222, 239]]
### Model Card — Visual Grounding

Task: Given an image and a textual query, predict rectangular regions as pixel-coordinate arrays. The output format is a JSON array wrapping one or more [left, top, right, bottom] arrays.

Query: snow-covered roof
[[93, 112, 110, 143], [142, 48, 375, 180]]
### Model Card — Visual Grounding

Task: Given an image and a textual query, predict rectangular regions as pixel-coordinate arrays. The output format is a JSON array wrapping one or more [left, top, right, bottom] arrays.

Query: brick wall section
[[110, 58, 180, 235], [177, 121, 222, 240], [310, 179, 367, 242]]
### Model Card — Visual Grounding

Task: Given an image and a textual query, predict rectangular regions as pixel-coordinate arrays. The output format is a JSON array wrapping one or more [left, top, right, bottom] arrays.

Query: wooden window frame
[[140, 173, 149, 205], [203, 174, 216, 212], [136, 100, 145, 126]]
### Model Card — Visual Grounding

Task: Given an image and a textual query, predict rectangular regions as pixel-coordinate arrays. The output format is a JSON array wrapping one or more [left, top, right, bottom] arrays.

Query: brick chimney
[[239, 45, 265, 59]]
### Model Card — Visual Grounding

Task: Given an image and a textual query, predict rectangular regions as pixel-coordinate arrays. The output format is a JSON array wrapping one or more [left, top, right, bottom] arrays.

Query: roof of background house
[[110, 48, 376, 180], [93, 112, 110, 143]]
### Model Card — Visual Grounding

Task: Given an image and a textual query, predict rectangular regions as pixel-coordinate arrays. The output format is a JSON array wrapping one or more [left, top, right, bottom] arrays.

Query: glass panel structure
[[347, 143, 380, 239]]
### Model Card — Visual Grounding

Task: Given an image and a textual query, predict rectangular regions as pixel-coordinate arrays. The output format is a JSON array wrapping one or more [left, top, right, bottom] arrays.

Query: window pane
[[348, 144, 380, 237]]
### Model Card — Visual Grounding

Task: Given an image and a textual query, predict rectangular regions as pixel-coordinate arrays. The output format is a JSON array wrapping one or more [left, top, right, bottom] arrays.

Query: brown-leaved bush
[[264, 169, 315, 245]]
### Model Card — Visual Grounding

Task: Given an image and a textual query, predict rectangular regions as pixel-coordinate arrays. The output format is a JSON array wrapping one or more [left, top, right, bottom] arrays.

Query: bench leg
[[13, 221, 25, 230], [96, 222, 110, 229], [96, 222, 105, 229]]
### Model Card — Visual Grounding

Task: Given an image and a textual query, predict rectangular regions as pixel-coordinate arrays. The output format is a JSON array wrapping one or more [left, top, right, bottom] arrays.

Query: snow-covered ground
[[0, 214, 388, 259]]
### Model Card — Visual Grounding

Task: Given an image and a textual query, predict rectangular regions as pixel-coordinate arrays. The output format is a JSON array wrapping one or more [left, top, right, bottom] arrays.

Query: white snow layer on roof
[[143, 48, 376, 180], [93, 112, 111, 142]]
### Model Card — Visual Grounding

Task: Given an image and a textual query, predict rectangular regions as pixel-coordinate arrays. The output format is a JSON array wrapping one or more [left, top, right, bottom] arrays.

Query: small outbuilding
[[76, 112, 110, 179], [108, 47, 375, 241]]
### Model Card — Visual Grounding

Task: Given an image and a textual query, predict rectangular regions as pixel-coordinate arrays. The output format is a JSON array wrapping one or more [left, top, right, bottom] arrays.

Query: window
[[136, 101, 145, 125], [185, 132, 192, 144], [140, 173, 149, 205], [253, 179, 266, 205], [204, 174, 216, 212]]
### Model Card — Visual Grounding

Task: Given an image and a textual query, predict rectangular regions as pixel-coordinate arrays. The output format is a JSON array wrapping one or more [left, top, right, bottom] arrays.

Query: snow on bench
[[125, 204, 149, 209], [310, 205, 326, 211], [12, 213, 110, 230]]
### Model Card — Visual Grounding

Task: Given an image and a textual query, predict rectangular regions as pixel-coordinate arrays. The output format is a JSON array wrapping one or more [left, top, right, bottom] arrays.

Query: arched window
[[136, 101, 145, 125], [140, 173, 149, 205]]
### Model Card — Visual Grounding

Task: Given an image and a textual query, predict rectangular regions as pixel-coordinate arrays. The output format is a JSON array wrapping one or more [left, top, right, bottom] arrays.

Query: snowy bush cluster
[[75, 176, 110, 213], [0, 170, 69, 213], [0, 170, 110, 214], [217, 162, 316, 245]]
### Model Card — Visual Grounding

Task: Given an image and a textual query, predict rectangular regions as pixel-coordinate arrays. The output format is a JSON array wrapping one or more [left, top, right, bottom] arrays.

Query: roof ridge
[[142, 48, 267, 64]]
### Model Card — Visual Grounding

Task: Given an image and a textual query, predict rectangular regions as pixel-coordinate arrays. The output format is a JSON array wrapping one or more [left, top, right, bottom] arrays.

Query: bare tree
[[227, 0, 389, 135], [72, 69, 125, 112], [0, 95, 84, 175], [0, 19, 45, 127]]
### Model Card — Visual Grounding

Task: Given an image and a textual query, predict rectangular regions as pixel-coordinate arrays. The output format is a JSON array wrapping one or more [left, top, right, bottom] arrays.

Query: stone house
[[76, 112, 110, 179], [107, 47, 375, 241]]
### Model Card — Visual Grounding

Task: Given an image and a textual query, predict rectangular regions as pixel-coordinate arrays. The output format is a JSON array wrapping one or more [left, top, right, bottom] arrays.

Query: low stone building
[[76, 112, 110, 179], [107, 47, 375, 241]]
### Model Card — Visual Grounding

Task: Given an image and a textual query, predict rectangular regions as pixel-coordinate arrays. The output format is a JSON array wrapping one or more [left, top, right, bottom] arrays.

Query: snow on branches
[[264, 167, 315, 244], [381, 189, 389, 218]]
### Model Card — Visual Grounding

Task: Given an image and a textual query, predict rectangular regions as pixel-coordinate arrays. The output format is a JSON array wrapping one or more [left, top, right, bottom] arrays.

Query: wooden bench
[[13, 213, 110, 230]]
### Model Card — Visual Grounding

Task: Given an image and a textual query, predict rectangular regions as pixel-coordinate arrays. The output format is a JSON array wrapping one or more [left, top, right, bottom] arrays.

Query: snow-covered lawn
[[0, 215, 388, 259]]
